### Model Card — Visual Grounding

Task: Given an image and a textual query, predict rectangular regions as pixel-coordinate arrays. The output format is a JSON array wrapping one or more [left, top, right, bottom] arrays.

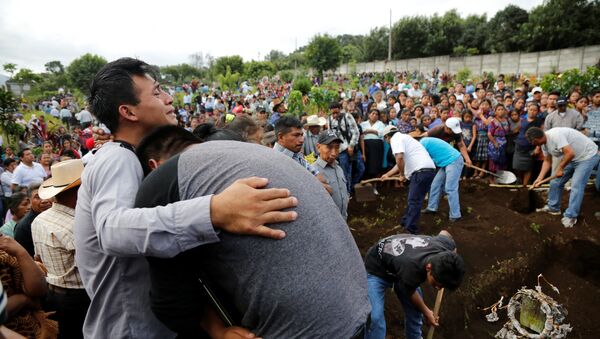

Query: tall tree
[[212, 55, 244, 77], [458, 14, 488, 54], [484, 5, 529, 53], [67, 53, 107, 93], [363, 27, 389, 61], [44, 60, 65, 74], [189, 52, 205, 69], [519, 0, 600, 52], [12, 68, 42, 83], [2, 63, 17, 77], [392, 16, 430, 59], [305, 34, 342, 80]]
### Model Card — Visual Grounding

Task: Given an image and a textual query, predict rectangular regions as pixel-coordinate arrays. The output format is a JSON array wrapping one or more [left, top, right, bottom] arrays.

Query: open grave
[[348, 180, 600, 338]]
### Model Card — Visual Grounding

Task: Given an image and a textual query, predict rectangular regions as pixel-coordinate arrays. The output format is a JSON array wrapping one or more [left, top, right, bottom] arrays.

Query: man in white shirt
[[60, 107, 72, 128], [407, 81, 423, 99], [11, 148, 46, 191], [1, 159, 16, 197], [382, 126, 436, 234], [529, 127, 600, 228], [78, 107, 94, 128]]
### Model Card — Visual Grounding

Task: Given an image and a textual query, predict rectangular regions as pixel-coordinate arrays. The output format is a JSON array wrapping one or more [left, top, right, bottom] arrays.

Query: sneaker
[[536, 205, 561, 216], [421, 208, 437, 215], [561, 217, 577, 228], [449, 217, 462, 223]]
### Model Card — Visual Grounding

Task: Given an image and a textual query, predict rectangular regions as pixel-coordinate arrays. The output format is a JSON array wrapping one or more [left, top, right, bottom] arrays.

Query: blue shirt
[[420, 137, 461, 168]]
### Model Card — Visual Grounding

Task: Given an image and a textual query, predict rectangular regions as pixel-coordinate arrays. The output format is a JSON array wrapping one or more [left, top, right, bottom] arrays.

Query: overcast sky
[[0, 0, 542, 74]]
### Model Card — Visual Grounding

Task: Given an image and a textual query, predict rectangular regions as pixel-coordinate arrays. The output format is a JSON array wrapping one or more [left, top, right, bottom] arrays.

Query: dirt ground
[[348, 179, 600, 338]]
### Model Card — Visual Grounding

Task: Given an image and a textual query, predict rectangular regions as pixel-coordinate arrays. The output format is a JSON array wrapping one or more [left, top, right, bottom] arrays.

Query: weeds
[[529, 223, 542, 234]]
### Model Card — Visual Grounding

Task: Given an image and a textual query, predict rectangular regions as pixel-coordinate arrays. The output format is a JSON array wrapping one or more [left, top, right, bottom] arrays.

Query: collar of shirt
[[315, 157, 331, 168], [51, 202, 75, 217], [274, 142, 300, 159]]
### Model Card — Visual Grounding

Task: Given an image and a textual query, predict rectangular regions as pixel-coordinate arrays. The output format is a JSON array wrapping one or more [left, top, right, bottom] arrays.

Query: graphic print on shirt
[[378, 235, 429, 258]]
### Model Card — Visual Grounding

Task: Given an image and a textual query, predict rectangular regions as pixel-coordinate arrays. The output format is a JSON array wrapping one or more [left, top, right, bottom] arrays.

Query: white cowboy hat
[[305, 114, 326, 127], [38, 159, 84, 200]]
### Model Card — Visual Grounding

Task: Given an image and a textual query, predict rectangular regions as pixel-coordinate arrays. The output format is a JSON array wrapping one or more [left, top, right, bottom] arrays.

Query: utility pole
[[295, 38, 298, 73], [388, 9, 392, 61]]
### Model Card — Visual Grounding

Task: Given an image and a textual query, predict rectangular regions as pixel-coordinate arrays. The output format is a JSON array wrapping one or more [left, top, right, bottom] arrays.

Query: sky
[[0, 0, 543, 74]]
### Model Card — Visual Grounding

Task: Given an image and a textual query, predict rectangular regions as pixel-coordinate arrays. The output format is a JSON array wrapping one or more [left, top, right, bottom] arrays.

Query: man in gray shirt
[[75, 58, 298, 339], [313, 130, 349, 220], [135, 137, 370, 338], [544, 96, 584, 131], [528, 127, 600, 228]]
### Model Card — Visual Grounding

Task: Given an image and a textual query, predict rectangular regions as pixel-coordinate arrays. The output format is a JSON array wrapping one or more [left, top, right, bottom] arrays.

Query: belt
[[413, 168, 436, 174], [48, 284, 86, 295]]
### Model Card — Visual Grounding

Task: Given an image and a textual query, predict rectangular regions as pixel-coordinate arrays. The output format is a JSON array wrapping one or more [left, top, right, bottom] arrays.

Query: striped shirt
[[31, 203, 84, 289], [273, 142, 319, 176]]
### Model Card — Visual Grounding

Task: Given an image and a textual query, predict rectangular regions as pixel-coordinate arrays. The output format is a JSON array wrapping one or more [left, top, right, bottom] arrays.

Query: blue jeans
[[401, 170, 436, 233], [427, 157, 464, 219], [365, 274, 424, 339], [338, 150, 353, 192], [352, 150, 366, 187], [547, 153, 600, 218]]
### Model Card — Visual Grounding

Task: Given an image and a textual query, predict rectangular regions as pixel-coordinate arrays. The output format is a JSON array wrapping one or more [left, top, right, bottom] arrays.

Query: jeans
[[547, 153, 600, 218], [401, 170, 436, 233], [365, 274, 424, 339], [427, 157, 464, 219], [352, 150, 366, 187], [338, 150, 353, 192]]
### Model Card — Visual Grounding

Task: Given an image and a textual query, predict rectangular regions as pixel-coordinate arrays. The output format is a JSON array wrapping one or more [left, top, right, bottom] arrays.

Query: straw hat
[[38, 159, 84, 200], [305, 114, 326, 127]]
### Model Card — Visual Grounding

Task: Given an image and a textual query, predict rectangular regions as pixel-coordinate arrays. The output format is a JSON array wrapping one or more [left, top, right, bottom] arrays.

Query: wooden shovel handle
[[359, 176, 403, 185], [465, 164, 501, 178], [426, 288, 445, 339], [528, 175, 557, 190]]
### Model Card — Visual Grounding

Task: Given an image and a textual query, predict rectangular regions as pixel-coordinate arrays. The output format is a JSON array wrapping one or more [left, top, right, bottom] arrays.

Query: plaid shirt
[[31, 203, 84, 289], [274, 142, 319, 176], [328, 113, 359, 152]]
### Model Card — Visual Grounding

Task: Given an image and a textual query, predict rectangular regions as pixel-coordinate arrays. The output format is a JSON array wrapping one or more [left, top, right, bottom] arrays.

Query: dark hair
[[329, 102, 341, 110], [548, 91, 561, 97], [8, 192, 28, 214], [274, 116, 302, 138], [192, 123, 245, 143], [429, 252, 465, 291], [137, 125, 201, 175], [88, 58, 160, 133], [591, 89, 600, 96], [3, 158, 16, 167], [17, 148, 31, 158], [226, 116, 259, 140], [525, 127, 545, 143], [462, 111, 473, 118]]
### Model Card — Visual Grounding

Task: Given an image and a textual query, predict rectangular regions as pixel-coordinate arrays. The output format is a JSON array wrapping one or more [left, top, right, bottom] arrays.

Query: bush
[[287, 90, 304, 116], [279, 70, 295, 83], [540, 66, 600, 96], [456, 67, 472, 84], [292, 77, 312, 96]]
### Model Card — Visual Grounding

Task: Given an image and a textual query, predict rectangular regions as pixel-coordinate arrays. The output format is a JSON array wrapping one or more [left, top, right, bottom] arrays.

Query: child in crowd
[[461, 111, 476, 179], [487, 105, 510, 184], [472, 105, 489, 178], [506, 110, 521, 171]]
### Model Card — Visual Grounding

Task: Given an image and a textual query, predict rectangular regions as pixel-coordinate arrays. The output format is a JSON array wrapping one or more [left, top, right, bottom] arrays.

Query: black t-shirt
[[14, 211, 39, 257], [364, 234, 456, 295]]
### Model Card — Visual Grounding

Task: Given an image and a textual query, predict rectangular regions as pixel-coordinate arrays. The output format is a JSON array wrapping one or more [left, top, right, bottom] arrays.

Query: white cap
[[445, 117, 462, 134], [383, 125, 398, 136], [531, 87, 543, 94]]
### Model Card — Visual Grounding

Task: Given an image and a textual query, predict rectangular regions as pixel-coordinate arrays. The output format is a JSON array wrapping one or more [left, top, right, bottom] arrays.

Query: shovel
[[426, 288, 445, 339], [510, 175, 557, 213], [467, 164, 517, 185], [354, 176, 404, 202]]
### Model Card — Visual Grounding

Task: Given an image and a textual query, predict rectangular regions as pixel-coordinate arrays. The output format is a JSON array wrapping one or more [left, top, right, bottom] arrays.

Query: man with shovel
[[363, 230, 465, 339], [528, 127, 600, 227]]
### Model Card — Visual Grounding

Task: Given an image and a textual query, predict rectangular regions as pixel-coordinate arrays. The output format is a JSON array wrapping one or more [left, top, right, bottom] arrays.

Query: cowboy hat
[[305, 114, 326, 127], [38, 159, 84, 200]]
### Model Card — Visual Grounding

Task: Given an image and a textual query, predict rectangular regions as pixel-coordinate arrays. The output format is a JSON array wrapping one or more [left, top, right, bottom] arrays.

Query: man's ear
[[148, 159, 160, 171], [118, 105, 139, 123]]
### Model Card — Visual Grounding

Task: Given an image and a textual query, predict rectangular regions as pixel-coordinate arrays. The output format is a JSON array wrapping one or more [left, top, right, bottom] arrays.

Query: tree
[[243, 61, 276, 80], [0, 87, 23, 145], [216, 66, 240, 91], [341, 45, 363, 63], [67, 53, 107, 93], [392, 16, 430, 59], [363, 27, 389, 61], [484, 5, 529, 53], [212, 55, 244, 77], [519, 0, 600, 52], [458, 14, 488, 54], [12, 68, 42, 83], [2, 63, 17, 77], [44, 60, 65, 74], [161, 64, 203, 83], [305, 34, 342, 80], [265, 50, 286, 62]]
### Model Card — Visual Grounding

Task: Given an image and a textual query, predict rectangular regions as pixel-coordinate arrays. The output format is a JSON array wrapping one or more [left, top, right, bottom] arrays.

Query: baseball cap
[[557, 96, 568, 106], [445, 117, 462, 134], [531, 87, 543, 94], [317, 130, 343, 145], [383, 125, 398, 137]]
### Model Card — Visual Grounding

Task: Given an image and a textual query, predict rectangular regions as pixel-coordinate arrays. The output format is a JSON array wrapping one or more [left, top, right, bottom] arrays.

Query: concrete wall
[[337, 45, 600, 76]]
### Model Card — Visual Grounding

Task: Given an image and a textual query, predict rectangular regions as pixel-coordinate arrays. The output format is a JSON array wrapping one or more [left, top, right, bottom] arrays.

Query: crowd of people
[[0, 58, 597, 339]]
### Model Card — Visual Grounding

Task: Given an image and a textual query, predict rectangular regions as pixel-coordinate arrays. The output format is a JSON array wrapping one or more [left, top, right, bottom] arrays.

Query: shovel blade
[[354, 183, 376, 202], [496, 170, 517, 185]]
